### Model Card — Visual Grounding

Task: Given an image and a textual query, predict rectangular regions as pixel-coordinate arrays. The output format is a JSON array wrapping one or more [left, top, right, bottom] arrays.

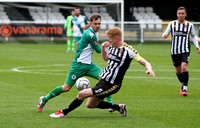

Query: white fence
[[98, 21, 200, 42]]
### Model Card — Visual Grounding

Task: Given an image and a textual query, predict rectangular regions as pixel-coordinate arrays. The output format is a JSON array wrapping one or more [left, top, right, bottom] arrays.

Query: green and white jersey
[[73, 27, 101, 64], [71, 15, 88, 37]]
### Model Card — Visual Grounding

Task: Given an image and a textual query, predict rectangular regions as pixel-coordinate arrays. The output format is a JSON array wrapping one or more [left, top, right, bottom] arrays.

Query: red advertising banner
[[0, 24, 65, 37]]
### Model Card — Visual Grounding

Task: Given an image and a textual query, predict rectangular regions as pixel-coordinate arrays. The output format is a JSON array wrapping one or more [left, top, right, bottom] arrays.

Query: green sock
[[67, 40, 71, 50], [42, 86, 63, 103], [72, 42, 75, 51], [106, 95, 113, 103]]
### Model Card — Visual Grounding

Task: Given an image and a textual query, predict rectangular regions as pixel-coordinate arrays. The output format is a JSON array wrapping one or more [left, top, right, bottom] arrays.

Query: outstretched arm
[[138, 58, 155, 77], [81, 23, 90, 30], [191, 35, 200, 54]]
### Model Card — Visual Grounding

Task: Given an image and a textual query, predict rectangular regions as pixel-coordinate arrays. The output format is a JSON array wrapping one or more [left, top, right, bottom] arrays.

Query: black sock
[[96, 101, 120, 111], [62, 98, 83, 115], [176, 73, 183, 83], [182, 71, 189, 86]]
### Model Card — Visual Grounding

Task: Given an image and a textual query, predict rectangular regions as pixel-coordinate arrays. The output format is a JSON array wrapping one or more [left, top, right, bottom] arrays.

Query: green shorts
[[73, 36, 81, 43], [65, 61, 102, 86]]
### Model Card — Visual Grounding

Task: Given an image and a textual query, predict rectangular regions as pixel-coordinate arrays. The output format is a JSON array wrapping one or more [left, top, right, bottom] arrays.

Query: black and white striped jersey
[[100, 43, 142, 85], [164, 20, 196, 55]]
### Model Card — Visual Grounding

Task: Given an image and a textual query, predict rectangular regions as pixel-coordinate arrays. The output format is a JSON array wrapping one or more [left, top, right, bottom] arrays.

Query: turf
[[0, 42, 200, 128]]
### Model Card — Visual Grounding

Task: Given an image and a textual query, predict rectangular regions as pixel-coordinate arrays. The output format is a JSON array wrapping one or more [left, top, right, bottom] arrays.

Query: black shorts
[[92, 80, 121, 100], [171, 52, 190, 67]]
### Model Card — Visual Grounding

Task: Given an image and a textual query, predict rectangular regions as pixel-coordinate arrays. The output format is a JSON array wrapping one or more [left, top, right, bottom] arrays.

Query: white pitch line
[[9, 69, 200, 72], [128, 69, 200, 72], [0, 70, 11, 72], [11, 67, 66, 76], [16, 70, 66, 72], [125, 76, 199, 80], [5, 64, 200, 81]]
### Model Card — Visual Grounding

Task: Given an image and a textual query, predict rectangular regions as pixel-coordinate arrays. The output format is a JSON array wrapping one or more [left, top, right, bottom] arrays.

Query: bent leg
[[87, 63, 113, 104], [86, 97, 101, 108], [62, 88, 93, 115]]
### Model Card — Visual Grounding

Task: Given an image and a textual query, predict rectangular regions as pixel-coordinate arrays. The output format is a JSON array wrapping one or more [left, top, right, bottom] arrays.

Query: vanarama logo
[[0, 25, 12, 37], [0, 24, 63, 37]]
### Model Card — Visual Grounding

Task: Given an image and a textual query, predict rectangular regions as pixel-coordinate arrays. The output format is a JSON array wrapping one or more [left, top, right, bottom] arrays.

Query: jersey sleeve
[[64, 16, 69, 28], [71, 18, 74, 27], [198, 27, 200, 37], [190, 23, 196, 36], [164, 22, 172, 34], [83, 16, 88, 24], [64, 18, 68, 28], [127, 47, 143, 61], [88, 32, 101, 53], [190, 24, 199, 48]]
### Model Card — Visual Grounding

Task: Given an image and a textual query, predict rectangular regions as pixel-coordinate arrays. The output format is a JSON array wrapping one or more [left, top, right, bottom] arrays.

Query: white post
[[51, 37, 54, 41], [121, 0, 124, 41], [5, 37, 8, 42], [141, 27, 144, 43]]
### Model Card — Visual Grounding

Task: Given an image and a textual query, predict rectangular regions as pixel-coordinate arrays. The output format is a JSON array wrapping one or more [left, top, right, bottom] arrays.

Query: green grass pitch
[[0, 42, 200, 128]]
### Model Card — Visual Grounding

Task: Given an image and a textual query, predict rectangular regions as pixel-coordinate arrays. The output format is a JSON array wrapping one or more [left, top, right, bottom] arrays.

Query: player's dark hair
[[177, 6, 187, 13], [74, 7, 80, 11], [90, 13, 101, 22]]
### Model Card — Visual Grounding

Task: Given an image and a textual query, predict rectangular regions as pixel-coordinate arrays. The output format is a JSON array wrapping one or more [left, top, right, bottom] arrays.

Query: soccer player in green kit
[[37, 13, 114, 113], [71, 8, 89, 52], [64, 10, 75, 52]]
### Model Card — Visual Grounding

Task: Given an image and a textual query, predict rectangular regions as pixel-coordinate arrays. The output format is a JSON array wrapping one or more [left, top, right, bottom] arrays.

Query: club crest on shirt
[[184, 25, 187, 28], [89, 31, 94, 39], [72, 75, 76, 80]]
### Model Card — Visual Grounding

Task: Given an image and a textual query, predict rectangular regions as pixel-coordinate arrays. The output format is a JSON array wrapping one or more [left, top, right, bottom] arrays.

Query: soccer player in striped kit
[[162, 7, 200, 96], [49, 27, 155, 118], [37, 13, 114, 113]]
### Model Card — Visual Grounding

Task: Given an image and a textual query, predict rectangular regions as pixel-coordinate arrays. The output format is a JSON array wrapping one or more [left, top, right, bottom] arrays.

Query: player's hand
[[146, 70, 155, 77], [162, 33, 168, 39], [102, 41, 110, 48], [197, 47, 200, 54]]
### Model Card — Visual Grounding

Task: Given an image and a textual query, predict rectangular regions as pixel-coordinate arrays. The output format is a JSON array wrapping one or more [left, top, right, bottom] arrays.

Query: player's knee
[[182, 67, 188, 72], [77, 91, 86, 100], [182, 63, 188, 72], [175, 66, 182, 74], [77, 89, 91, 100]]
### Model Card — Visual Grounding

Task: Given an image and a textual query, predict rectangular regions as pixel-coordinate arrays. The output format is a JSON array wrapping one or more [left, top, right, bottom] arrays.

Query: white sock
[[183, 86, 187, 91]]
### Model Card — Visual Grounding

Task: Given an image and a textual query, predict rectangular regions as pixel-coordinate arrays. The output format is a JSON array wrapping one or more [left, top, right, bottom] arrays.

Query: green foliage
[[0, 42, 199, 128]]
